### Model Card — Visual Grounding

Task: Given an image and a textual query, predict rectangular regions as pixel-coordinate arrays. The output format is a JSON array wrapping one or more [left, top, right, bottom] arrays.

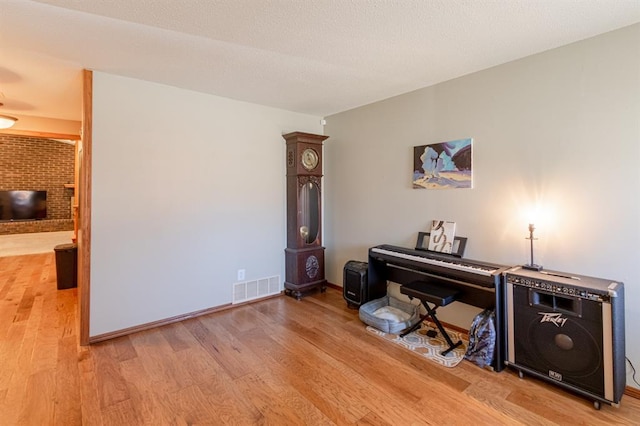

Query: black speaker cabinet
[[343, 260, 367, 307], [343, 259, 388, 308], [505, 267, 625, 409]]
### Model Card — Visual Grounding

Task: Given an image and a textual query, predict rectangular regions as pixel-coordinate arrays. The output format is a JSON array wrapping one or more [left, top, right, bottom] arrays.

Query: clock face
[[301, 148, 319, 171]]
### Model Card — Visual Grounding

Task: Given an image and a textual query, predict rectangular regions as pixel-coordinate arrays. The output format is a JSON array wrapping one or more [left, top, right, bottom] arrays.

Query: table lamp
[[523, 223, 543, 271]]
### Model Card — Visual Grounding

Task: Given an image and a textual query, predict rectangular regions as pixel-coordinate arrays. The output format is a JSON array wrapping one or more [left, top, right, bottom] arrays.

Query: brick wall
[[0, 134, 74, 234]]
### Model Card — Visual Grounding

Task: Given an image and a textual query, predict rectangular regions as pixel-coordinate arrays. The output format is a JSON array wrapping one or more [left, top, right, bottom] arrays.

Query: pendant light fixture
[[0, 115, 18, 129], [0, 103, 18, 129]]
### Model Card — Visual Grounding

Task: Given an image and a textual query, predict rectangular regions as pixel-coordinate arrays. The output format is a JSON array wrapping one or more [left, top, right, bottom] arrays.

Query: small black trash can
[[54, 243, 77, 289]]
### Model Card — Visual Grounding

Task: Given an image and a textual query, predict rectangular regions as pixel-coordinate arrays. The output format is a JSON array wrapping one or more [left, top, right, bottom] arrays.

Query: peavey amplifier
[[505, 267, 625, 409]]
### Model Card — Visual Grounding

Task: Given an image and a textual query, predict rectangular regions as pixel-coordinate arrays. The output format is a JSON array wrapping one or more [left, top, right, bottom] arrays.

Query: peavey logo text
[[549, 370, 563, 382], [538, 312, 568, 327]]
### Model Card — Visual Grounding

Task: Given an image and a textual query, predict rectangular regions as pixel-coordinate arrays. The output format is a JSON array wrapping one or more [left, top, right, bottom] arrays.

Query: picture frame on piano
[[415, 232, 467, 258]]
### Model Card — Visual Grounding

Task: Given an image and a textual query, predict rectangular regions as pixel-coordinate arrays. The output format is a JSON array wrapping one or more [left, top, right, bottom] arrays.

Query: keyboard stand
[[399, 281, 463, 356]]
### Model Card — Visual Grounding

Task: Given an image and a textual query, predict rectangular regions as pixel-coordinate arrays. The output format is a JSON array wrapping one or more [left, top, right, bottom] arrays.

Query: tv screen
[[0, 190, 47, 222]]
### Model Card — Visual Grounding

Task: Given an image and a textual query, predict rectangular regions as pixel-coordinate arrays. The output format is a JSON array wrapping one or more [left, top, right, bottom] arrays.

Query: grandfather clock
[[283, 131, 329, 300]]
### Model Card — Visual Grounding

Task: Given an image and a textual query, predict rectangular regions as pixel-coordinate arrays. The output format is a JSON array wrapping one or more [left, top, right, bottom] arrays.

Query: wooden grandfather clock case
[[283, 131, 329, 300]]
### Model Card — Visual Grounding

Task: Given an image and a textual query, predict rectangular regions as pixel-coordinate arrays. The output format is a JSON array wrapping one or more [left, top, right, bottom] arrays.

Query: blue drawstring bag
[[464, 309, 496, 368]]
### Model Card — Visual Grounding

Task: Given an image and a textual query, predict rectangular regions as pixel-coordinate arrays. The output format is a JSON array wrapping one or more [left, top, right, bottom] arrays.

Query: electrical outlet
[[237, 269, 245, 281]]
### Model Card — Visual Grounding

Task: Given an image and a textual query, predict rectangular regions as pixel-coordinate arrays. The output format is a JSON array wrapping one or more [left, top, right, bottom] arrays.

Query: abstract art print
[[427, 220, 456, 254], [413, 138, 472, 189]]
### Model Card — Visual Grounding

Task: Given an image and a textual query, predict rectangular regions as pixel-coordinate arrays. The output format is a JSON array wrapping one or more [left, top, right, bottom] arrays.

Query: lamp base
[[522, 263, 543, 271]]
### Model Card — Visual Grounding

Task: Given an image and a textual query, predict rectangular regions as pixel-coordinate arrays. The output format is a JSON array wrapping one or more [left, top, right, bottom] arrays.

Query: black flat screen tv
[[0, 190, 47, 222]]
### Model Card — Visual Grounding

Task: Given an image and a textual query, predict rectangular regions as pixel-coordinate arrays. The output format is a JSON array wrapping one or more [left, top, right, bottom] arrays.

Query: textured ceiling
[[1, 0, 639, 123]]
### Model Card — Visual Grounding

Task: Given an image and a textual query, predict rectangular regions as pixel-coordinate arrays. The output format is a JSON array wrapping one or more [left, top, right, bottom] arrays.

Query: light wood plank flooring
[[0, 231, 74, 257], [1, 253, 639, 425]]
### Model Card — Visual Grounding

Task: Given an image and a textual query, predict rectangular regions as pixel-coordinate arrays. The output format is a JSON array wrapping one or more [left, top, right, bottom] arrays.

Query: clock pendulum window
[[283, 131, 329, 300]]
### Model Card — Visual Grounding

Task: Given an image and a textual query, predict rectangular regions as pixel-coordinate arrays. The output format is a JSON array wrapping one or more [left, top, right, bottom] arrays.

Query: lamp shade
[[0, 114, 18, 129]]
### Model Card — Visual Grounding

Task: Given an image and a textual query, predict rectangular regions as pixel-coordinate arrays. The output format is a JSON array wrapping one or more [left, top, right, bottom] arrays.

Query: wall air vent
[[233, 275, 281, 304]]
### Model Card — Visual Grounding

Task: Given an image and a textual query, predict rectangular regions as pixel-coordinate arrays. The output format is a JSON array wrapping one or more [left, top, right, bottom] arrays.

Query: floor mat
[[366, 321, 467, 368]]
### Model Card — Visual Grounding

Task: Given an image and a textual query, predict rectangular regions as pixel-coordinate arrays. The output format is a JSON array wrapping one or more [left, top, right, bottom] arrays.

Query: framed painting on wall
[[413, 138, 473, 189]]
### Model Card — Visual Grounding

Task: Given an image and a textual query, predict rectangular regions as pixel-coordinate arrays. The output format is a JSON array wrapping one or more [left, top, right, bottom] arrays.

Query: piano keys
[[371, 245, 502, 280], [368, 244, 509, 371]]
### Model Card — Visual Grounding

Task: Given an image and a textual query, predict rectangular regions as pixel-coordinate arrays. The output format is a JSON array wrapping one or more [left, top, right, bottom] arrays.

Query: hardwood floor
[[1, 253, 639, 425], [0, 231, 74, 257]]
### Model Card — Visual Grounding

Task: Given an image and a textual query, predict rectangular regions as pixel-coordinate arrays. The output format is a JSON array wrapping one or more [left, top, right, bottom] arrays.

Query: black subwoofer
[[343, 260, 368, 307], [505, 268, 625, 409]]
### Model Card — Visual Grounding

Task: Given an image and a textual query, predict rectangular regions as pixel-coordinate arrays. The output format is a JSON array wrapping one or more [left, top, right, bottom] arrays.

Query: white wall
[[90, 72, 322, 336], [324, 24, 640, 388]]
